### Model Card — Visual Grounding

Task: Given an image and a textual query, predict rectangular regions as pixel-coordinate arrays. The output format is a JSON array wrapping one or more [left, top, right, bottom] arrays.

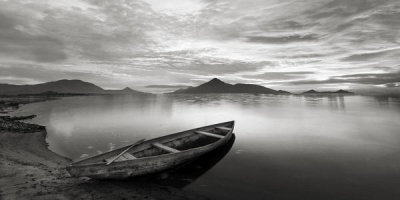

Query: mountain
[[0, 79, 150, 96], [303, 89, 317, 94], [302, 89, 354, 95], [172, 78, 290, 94], [0, 79, 103, 95], [104, 87, 148, 95], [333, 89, 354, 94]]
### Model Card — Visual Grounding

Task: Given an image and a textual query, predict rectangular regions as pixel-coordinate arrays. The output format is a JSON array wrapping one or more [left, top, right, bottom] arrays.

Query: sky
[[0, 0, 399, 93]]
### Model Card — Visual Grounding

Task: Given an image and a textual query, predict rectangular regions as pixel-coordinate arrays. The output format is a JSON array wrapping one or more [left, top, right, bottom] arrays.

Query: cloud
[[145, 85, 190, 89], [0, 13, 67, 62], [178, 60, 268, 76], [289, 71, 400, 86], [308, 0, 395, 22], [143, 0, 206, 14], [341, 48, 400, 61], [246, 34, 319, 44], [385, 83, 400, 88], [244, 71, 315, 80], [0, 0, 398, 93]]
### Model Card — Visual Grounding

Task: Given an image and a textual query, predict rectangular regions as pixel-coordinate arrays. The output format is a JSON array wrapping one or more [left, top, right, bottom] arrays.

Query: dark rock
[[0, 115, 36, 121], [0, 117, 45, 133]]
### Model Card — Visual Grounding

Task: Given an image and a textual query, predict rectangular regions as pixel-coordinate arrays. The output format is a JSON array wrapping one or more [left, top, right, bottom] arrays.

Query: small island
[[172, 78, 291, 95], [301, 89, 354, 95]]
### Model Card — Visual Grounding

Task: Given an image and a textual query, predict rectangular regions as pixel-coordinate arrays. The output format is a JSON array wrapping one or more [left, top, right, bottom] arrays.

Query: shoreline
[[0, 96, 206, 200]]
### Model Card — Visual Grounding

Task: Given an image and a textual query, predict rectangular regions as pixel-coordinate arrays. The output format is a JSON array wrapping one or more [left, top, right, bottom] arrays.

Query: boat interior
[[73, 122, 234, 166]]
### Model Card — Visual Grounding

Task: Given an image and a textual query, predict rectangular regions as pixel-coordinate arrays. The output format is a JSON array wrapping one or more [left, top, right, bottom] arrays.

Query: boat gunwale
[[68, 121, 234, 168]]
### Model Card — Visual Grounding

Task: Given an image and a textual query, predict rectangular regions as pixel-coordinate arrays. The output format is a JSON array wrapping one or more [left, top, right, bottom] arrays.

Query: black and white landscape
[[1, 1, 400, 200]]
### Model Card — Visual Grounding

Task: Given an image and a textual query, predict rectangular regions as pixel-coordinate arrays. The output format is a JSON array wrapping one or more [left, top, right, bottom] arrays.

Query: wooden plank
[[105, 156, 127, 163], [123, 152, 136, 160], [216, 126, 232, 131], [116, 156, 127, 162], [195, 131, 224, 139], [104, 157, 114, 163], [106, 139, 145, 165], [152, 142, 180, 153]]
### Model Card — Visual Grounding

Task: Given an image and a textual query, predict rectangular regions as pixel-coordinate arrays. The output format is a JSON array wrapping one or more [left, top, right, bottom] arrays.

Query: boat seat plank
[[116, 156, 127, 162], [216, 127, 232, 131], [123, 152, 137, 160], [104, 152, 136, 163], [195, 131, 224, 139], [152, 142, 180, 153], [104, 156, 127, 163], [104, 139, 145, 165]]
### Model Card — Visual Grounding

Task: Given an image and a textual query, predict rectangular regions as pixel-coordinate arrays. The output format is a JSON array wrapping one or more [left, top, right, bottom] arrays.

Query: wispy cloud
[[289, 71, 400, 87], [0, 0, 398, 93], [146, 84, 190, 88], [244, 71, 315, 80], [0, 13, 67, 62], [246, 34, 319, 44]]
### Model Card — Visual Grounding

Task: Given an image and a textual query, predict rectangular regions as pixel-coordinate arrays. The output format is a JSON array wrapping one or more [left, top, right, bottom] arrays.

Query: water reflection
[[13, 94, 400, 200], [301, 95, 347, 111], [327, 95, 346, 110], [149, 134, 236, 188]]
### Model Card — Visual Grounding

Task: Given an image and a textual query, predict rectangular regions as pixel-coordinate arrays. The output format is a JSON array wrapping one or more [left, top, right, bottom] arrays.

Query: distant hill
[[172, 78, 290, 94], [0, 79, 150, 96], [302, 89, 354, 95], [104, 87, 148, 95]]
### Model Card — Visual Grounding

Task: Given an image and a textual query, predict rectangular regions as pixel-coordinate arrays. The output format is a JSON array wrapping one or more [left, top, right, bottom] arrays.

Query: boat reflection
[[149, 134, 236, 188]]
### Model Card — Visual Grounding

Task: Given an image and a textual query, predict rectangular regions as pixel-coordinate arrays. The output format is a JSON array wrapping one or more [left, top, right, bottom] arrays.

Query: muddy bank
[[0, 97, 207, 200]]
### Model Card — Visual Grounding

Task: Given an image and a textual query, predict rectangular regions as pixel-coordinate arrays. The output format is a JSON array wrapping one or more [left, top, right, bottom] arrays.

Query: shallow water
[[15, 94, 400, 199]]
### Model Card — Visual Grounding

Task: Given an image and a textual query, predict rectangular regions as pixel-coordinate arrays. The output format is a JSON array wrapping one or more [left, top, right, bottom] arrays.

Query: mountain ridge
[[172, 78, 290, 94], [302, 89, 354, 95], [0, 79, 149, 96]]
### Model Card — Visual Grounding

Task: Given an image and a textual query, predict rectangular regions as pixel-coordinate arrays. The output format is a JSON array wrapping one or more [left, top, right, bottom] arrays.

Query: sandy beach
[[0, 97, 206, 200]]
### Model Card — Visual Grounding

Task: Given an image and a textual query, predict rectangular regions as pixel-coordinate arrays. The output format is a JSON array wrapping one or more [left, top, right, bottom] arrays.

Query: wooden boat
[[66, 121, 234, 179]]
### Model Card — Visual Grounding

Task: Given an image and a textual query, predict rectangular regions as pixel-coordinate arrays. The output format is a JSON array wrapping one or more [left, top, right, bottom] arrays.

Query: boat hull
[[66, 122, 234, 179]]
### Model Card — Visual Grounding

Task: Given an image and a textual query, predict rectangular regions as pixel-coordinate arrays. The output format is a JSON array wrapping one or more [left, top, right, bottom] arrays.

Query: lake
[[14, 94, 400, 199]]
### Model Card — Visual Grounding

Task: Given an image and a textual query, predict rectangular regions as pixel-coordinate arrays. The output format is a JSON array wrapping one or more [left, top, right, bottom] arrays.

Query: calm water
[[14, 94, 400, 199]]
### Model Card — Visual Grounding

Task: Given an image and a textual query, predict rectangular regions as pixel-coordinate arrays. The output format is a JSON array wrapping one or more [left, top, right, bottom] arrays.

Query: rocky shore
[[0, 115, 45, 133], [0, 97, 206, 200]]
